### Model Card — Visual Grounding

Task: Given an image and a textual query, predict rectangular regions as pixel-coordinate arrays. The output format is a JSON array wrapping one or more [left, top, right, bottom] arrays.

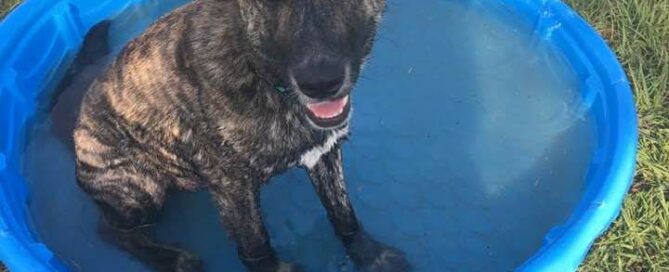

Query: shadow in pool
[[22, 0, 594, 271]]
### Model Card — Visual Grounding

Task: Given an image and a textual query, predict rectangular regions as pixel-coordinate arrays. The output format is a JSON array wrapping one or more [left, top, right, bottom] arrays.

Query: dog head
[[236, 0, 385, 129]]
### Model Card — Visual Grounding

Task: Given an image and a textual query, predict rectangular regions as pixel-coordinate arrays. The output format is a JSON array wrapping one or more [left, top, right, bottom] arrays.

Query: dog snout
[[290, 58, 347, 100]]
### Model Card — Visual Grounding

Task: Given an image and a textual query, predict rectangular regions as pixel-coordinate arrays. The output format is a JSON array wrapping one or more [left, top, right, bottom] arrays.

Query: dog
[[74, 0, 409, 271]]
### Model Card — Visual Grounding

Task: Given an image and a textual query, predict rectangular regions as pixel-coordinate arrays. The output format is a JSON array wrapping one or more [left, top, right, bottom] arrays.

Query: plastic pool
[[0, 0, 637, 271]]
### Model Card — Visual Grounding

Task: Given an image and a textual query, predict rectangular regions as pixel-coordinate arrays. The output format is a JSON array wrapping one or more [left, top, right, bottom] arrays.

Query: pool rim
[[0, 0, 637, 271]]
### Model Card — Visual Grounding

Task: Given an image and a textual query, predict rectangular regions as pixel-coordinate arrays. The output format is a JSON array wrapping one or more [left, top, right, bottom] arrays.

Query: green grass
[[0, 0, 20, 19], [564, 0, 669, 271], [0, 0, 668, 271]]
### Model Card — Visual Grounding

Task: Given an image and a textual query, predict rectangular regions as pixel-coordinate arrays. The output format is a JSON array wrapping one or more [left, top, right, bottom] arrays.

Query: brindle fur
[[74, 0, 408, 271]]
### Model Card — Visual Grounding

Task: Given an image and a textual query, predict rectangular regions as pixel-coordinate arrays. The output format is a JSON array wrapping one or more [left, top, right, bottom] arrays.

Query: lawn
[[1, 0, 668, 271], [564, 0, 669, 271], [0, 0, 19, 19]]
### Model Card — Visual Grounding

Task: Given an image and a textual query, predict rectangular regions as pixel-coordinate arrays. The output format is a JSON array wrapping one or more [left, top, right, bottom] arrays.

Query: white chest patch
[[300, 127, 349, 169]]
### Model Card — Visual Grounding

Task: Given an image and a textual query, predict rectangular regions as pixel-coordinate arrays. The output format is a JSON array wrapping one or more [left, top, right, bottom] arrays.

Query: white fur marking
[[300, 127, 349, 169]]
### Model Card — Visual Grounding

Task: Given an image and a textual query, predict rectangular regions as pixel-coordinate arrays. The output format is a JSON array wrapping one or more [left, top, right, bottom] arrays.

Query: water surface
[[24, 0, 595, 271]]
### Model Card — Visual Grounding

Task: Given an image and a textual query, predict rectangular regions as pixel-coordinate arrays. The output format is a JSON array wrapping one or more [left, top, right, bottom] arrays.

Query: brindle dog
[[74, 0, 409, 271]]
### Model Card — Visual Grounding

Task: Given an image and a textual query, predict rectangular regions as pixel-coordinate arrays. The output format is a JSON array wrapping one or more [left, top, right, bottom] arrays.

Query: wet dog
[[74, 0, 409, 271]]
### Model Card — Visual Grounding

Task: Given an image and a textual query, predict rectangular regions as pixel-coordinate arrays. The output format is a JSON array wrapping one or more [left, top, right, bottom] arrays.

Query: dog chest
[[299, 127, 349, 169]]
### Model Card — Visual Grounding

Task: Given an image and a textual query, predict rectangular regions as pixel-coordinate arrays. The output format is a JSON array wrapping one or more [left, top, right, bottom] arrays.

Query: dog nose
[[291, 59, 346, 100]]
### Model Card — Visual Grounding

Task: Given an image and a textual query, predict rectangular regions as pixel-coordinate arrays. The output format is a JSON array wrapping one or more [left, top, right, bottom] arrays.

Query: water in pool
[[23, 0, 595, 271]]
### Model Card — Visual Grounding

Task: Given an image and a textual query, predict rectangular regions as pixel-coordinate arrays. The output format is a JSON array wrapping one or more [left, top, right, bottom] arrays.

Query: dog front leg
[[209, 181, 299, 272], [307, 145, 411, 272]]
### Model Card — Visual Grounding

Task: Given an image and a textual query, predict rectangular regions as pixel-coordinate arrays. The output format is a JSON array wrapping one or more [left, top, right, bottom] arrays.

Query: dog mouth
[[304, 95, 351, 129]]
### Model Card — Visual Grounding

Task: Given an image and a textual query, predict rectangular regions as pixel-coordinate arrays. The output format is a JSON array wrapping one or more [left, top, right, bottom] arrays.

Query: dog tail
[[72, 20, 112, 70], [51, 20, 112, 151]]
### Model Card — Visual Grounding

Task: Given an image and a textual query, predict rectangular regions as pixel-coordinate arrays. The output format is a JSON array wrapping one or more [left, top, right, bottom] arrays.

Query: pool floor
[[23, 0, 595, 271]]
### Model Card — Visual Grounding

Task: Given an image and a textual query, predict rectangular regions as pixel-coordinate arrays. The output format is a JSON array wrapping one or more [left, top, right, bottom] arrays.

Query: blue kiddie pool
[[0, 0, 637, 271]]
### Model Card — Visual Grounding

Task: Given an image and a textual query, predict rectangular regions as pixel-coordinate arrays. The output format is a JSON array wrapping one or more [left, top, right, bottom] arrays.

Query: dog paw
[[346, 232, 412, 272], [248, 261, 302, 272], [174, 251, 204, 272], [243, 255, 302, 272], [276, 262, 302, 272], [359, 246, 410, 272]]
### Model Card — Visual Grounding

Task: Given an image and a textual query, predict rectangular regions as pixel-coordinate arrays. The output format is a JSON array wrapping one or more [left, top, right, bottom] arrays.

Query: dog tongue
[[307, 96, 349, 119]]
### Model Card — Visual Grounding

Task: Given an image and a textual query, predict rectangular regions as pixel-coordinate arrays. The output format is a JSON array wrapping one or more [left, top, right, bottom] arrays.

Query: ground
[[1, 0, 668, 271], [564, 1, 669, 271]]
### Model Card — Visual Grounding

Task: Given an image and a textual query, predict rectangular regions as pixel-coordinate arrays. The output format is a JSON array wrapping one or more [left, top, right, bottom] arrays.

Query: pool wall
[[0, 0, 637, 271]]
